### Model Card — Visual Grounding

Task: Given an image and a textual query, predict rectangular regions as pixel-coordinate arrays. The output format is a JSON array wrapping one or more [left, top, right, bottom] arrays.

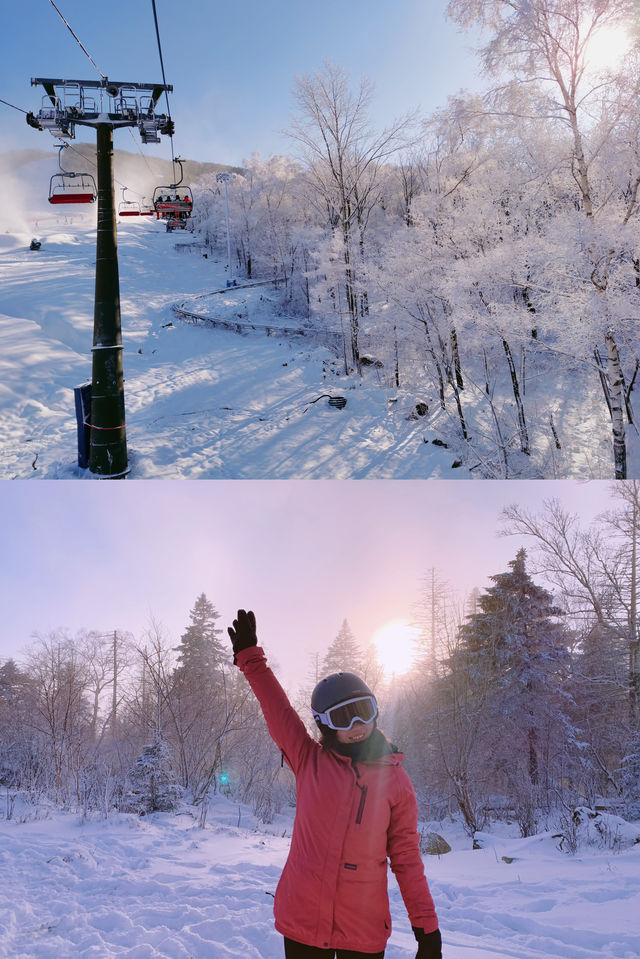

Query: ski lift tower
[[216, 171, 235, 287], [28, 77, 174, 478]]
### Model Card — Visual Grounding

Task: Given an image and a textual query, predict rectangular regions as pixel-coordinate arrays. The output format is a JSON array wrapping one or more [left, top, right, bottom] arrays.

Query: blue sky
[[1, 0, 485, 166], [0, 480, 611, 689]]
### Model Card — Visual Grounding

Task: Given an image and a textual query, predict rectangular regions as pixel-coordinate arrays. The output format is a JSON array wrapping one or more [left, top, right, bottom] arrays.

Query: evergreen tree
[[620, 733, 640, 820], [167, 595, 231, 801], [457, 549, 568, 706], [0, 659, 33, 792], [0, 659, 27, 719], [125, 736, 182, 814], [567, 621, 629, 800], [445, 549, 573, 829], [173, 593, 225, 681], [321, 620, 365, 676]]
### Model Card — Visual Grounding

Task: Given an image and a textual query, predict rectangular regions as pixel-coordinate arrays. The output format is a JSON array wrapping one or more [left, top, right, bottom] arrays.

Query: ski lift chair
[[48, 172, 97, 204], [48, 144, 97, 205], [118, 188, 141, 217]]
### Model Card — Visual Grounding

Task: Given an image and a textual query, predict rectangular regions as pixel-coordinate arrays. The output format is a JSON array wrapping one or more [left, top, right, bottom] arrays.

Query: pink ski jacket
[[236, 646, 439, 953]]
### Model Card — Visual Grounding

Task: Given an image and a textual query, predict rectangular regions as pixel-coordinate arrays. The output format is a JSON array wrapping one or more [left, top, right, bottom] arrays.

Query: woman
[[227, 609, 443, 959]]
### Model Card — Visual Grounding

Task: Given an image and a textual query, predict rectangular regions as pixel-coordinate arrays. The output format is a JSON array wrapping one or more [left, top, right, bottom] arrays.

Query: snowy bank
[[1, 798, 639, 959]]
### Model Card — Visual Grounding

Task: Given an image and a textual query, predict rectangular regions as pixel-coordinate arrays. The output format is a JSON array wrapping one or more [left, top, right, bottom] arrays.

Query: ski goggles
[[312, 695, 378, 731]]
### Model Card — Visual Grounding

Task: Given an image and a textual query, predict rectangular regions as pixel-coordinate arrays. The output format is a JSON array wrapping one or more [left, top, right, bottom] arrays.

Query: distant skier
[[29, 238, 41, 251], [227, 609, 443, 959]]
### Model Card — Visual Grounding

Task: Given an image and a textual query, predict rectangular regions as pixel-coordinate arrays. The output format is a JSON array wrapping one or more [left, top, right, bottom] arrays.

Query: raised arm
[[227, 609, 315, 774]]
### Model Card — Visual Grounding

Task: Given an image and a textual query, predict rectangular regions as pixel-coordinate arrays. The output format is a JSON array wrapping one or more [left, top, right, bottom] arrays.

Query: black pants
[[284, 937, 385, 959]]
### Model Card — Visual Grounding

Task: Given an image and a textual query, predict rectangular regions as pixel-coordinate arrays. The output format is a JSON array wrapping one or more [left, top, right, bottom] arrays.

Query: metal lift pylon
[[29, 77, 174, 477]]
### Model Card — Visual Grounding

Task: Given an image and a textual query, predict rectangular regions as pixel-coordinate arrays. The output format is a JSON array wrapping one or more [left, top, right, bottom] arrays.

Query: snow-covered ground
[[1, 206, 627, 479], [1, 798, 639, 959], [0, 215, 467, 480]]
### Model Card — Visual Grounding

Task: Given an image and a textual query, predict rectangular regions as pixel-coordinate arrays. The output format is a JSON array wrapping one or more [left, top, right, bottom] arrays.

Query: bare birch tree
[[24, 633, 92, 802], [289, 61, 415, 372]]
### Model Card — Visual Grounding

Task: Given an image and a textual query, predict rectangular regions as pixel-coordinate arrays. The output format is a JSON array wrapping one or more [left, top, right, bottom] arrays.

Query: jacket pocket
[[333, 864, 391, 949]]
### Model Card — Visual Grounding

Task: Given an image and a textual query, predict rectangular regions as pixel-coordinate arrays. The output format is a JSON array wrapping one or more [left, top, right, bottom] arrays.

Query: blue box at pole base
[[74, 383, 92, 469]]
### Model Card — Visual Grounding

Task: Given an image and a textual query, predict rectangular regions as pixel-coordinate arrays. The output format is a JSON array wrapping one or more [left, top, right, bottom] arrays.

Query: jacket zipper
[[355, 783, 368, 824]]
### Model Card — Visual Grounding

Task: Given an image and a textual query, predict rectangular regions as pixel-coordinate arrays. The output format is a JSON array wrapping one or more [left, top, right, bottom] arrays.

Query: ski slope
[[0, 215, 467, 480], [1, 798, 639, 959]]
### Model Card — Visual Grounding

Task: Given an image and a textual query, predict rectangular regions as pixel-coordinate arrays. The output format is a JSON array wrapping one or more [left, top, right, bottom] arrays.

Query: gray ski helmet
[[311, 672, 376, 729]]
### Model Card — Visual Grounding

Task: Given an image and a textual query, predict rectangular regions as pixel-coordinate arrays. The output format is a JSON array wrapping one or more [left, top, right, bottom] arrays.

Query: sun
[[583, 23, 633, 75], [371, 619, 420, 678]]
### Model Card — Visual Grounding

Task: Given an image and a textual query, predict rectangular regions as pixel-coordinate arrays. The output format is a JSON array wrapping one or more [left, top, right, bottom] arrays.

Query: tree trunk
[[342, 227, 360, 373], [393, 322, 400, 388], [630, 504, 639, 728], [605, 331, 627, 480], [424, 324, 445, 408], [484, 348, 509, 477], [452, 383, 468, 441], [111, 630, 118, 736], [594, 346, 614, 420], [453, 772, 480, 836], [528, 727, 539, 786], [451, 326, 464, 390], [502, 338, 529, 454]]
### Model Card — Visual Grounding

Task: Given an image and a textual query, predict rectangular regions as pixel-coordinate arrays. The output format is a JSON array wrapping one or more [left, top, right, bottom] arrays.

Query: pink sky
[[1, 479, 610, 689]]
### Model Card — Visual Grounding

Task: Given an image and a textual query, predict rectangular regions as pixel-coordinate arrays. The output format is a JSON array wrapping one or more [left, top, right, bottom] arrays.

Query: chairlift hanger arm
[[56, 142, 73, 176], [171, 157, 185, 188]]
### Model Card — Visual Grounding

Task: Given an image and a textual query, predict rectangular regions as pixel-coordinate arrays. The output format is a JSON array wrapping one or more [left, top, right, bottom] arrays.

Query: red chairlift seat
[[118, 201, 141, 217], [49, 192, 95, 205], [48, 173, 97, 206]]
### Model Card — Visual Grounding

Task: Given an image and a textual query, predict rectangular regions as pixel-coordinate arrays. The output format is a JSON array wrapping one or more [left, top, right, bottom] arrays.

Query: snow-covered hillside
[[1, 190, 634, 480], [0, 216, 472, 480], [1, 798, 639, 959]]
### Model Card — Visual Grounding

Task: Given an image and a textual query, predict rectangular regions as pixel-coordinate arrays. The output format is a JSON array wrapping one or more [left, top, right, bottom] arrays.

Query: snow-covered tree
[[77, 629, 132, 740], [502, 486, 640, 801], [289, 61, 415, 372], [125, 736, 182, 814], [620, 733, 640, 819], [23, 633, 93, 802], [173, 593, 225, 680], [167, 595, 237, 802], [503, 486, 640, 727], [192, 155, 312, 315], [411, 568, 459, 679], [0, 659, 36, 797], [447, 0, 640, 477], [443, 549, 573, 832]]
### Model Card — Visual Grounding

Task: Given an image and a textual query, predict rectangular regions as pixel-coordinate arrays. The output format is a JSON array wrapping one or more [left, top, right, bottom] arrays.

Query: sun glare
[[371, 620, 420, 678], [584, 23, 633, 75]]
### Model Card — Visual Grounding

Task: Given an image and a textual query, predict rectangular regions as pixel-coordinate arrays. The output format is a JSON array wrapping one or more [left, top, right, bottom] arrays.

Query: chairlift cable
[[0, 96, 28, 114], [47, 0, 106, 81], [127, 127, 157, 179], [64, 141, 145, 201], [150, 0, 176, 182]]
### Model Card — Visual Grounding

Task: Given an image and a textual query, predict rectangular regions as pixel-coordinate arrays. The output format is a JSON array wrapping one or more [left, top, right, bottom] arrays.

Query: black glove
[[227, 609, 258, 663], [412, 927, 442, 959]]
